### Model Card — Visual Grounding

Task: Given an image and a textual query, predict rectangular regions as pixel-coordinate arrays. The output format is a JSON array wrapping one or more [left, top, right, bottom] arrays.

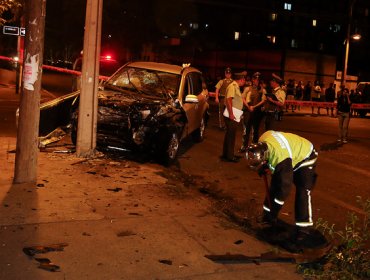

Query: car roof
[[126, 61, 200, 75]]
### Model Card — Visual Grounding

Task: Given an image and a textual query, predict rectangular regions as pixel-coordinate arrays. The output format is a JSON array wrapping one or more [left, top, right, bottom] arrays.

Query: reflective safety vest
[[259, 130, 316, 173]]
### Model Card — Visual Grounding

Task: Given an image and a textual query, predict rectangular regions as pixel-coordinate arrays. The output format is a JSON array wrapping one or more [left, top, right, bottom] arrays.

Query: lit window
[[284, 3, 292, 10], [267, 35, 276, 44], [270, 13, 277, 21], [291, 39, 298, 48], [312, 19, 317, 27], [192, 23, 199, 30], [234, 31, 240, 40]]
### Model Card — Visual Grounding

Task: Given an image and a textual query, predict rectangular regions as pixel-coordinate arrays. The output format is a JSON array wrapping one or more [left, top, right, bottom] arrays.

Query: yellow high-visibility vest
[[259, 130, 314, 173]]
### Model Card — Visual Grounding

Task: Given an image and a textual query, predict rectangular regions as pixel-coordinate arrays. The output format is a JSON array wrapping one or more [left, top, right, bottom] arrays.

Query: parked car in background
[[36, 61, 209, 164], [71, 54, 121, 91], [356, 82, 370, 117]]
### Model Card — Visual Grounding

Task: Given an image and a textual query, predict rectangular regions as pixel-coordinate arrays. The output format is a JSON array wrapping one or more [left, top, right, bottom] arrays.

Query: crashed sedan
[[38, 62, 209, 163]]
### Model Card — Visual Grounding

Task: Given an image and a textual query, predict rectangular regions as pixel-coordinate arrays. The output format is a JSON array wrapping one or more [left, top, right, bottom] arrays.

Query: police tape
[[42, 65, 109, 81], [208, 91, 370, 110], [0, 55, 12, 61], [284, 100, 370, 110], [0, 55, 109, 80]]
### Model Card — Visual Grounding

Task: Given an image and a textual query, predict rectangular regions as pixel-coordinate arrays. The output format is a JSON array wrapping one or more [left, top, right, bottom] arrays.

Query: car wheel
[[167, 132, 179, 159], [160, 132, 179, 165], [192, 115, 206, 142]]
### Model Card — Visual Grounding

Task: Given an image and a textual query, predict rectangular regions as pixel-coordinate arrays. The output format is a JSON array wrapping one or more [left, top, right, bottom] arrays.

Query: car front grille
[[97, 106, 132, 146]]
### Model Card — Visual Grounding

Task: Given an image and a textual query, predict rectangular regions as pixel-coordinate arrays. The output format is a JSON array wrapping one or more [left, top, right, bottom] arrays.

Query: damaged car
[[36, 61, 209, 163]]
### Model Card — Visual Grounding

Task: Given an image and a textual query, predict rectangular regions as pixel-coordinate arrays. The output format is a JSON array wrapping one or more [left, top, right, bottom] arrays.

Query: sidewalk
[[0, 138, 302, 280], [0, 82, 302, 279]]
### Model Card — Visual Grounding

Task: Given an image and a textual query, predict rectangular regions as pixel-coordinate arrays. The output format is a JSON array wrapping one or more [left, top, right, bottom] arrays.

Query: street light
[[342, 0, 361, 87]]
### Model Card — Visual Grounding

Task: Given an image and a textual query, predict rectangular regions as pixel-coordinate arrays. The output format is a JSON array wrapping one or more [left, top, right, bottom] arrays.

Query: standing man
[[336, 85, 352, 143], [246, 130, 318, 243], [239, 72, 266, 152], [262, 73, 286, 131], [325, 82, 336, 117], [215, 67, 233, 129], [221, 71, 246, 162]]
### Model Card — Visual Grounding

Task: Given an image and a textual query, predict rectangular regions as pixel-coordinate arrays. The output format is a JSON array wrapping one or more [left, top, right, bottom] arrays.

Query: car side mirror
[[185, 94, 199, 103]]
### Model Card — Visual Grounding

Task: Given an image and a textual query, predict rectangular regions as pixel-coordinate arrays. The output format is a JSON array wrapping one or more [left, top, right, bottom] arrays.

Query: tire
[[160, 132, 179, 165], [192, 115, 206, 142]]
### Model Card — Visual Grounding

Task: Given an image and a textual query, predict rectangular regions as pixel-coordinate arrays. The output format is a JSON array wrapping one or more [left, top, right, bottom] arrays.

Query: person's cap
[[225, 67, 232, 74], [234, 71, 247, 80], [252, 72, 261, 79], [271, 73, 283, 84]]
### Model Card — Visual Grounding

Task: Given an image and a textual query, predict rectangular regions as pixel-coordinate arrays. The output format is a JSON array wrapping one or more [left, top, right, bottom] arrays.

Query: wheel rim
[[167, 133, 179, 160], [199, 117, 205, 139]]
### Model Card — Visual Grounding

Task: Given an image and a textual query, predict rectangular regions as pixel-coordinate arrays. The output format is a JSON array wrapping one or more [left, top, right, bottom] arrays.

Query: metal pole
[[342, 0, 355, 86]]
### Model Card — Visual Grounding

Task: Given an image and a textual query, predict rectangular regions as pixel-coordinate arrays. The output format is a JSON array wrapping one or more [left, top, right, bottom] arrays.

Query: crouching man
[[246, 130, 318, 245]]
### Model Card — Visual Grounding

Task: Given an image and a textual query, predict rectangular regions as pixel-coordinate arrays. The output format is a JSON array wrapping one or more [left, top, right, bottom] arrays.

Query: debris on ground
[[34, 258, 60, 272], [159, 259, 173, 265], [23, 243, 68, 256], [117, 230, 136, 237], [107, 187, 122, 192], [39, 128, 67, 148], [23, 243, 68, 272]]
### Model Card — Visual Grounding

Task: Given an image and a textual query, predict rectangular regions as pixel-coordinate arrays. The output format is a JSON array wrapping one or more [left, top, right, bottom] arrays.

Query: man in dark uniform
[[215, 67, 233, 129], [246, 130, 318, 243], [262, 74, 286, 131], [239, 72, 266, 152]]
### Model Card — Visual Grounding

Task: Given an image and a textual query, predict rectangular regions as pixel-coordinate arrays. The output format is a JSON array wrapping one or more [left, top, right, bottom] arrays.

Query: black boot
[[261, 212, 278, 226]]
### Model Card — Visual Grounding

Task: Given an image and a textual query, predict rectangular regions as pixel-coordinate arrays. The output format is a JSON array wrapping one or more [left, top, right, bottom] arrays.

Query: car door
[[181, 72, 206, 136]]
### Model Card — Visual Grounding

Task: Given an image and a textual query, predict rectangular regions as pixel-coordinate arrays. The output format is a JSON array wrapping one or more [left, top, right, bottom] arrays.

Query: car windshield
[[105, 66, 180, 98]]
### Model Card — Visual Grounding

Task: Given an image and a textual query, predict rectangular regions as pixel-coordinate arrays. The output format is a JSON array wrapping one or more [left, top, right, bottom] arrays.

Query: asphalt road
[[178, 103, 370, 231], [1, 71, 370, 232]]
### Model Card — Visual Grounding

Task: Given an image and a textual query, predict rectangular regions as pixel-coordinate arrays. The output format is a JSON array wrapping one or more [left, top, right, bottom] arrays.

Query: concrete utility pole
[[76, 0, 103, 157], [14, 0, 46, 184]]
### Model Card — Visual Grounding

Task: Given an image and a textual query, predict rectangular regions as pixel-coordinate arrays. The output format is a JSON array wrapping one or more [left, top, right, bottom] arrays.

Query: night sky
[[1, 0, 369, 75]]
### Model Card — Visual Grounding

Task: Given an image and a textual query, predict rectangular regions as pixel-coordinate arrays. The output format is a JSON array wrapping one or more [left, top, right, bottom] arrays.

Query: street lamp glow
[[352, 33, 361, 40]]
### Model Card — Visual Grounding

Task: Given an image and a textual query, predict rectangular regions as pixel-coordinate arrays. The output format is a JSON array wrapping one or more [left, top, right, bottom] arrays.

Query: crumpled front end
[[96, 99, 185, 152]]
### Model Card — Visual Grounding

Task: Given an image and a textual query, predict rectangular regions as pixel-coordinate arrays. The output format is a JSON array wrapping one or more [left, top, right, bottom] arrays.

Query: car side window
[[190, 72, 204, 95], [183, 72, 203, 102]]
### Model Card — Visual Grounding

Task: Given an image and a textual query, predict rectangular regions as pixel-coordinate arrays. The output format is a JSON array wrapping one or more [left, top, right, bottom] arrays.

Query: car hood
[[98, 89, 168, 108]]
